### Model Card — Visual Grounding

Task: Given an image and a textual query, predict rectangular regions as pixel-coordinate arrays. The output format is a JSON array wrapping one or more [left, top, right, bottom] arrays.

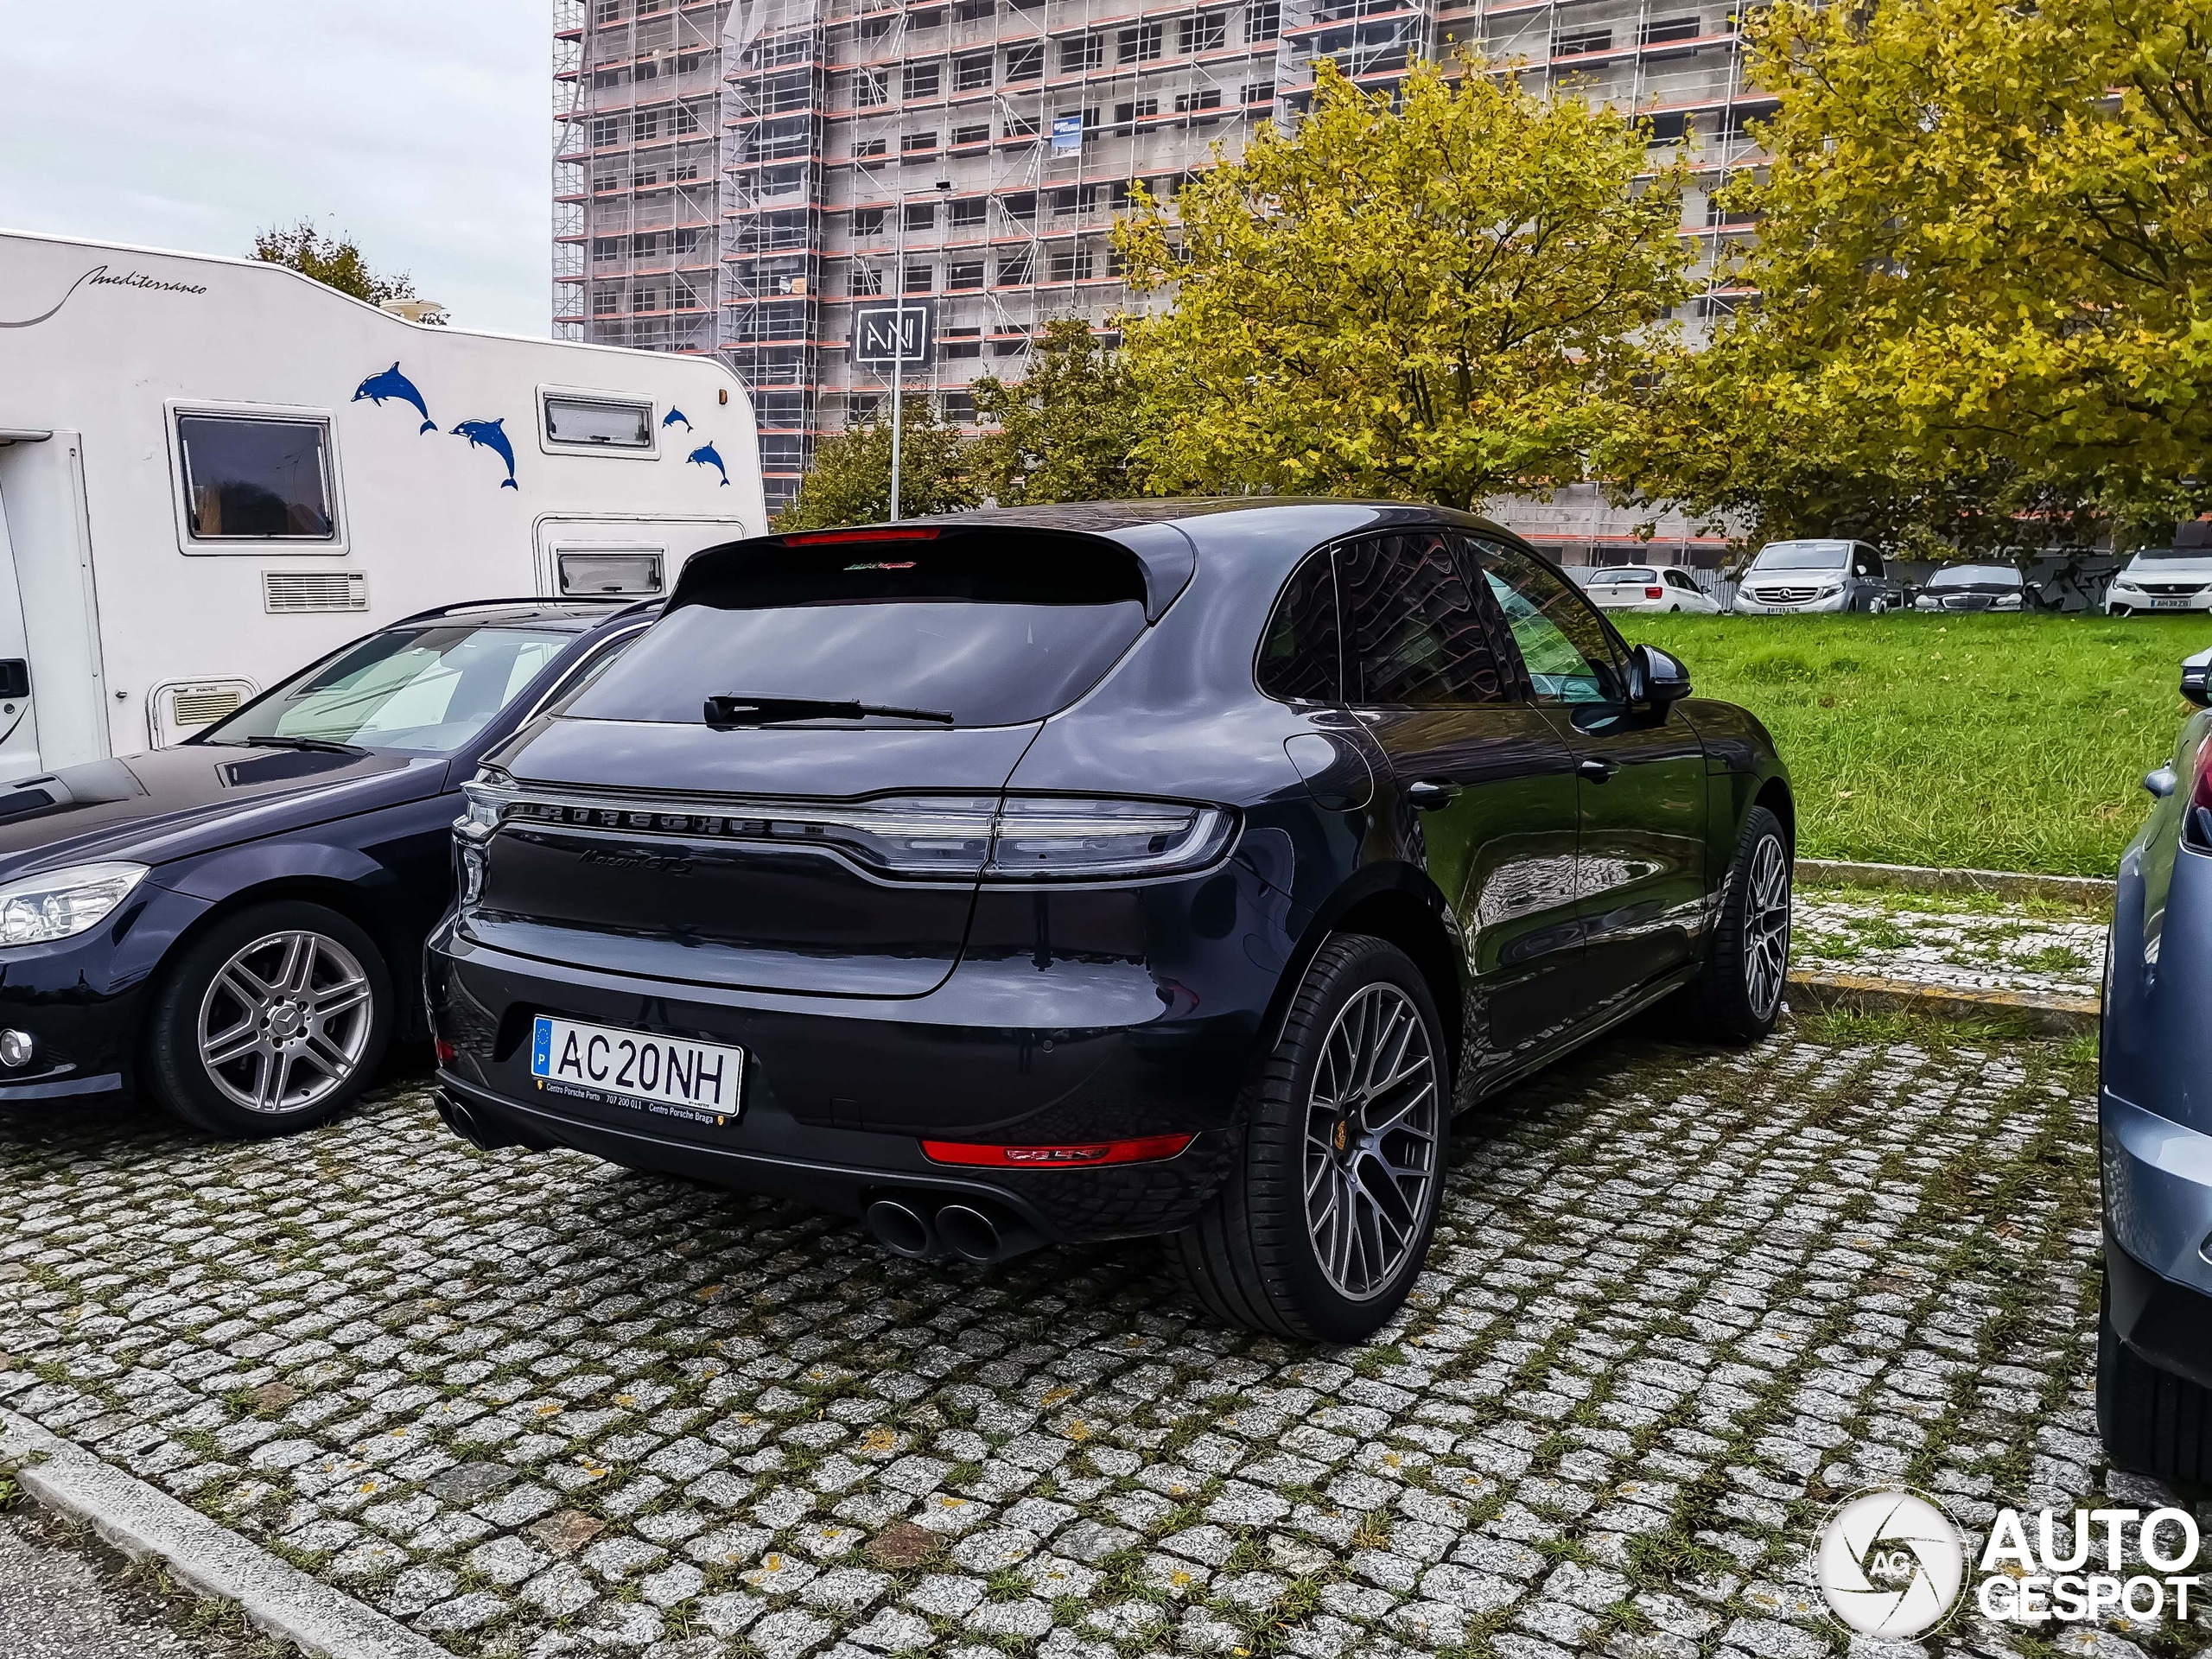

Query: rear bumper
[[432, 1065, 1234, 1244], [423, 887, 1293, 1241]]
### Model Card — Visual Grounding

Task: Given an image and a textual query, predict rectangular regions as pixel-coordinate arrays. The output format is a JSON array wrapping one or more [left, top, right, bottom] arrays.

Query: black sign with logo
[[852, 299, 934, 370]]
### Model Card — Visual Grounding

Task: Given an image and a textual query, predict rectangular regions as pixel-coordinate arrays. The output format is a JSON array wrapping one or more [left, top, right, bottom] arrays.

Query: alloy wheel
[[1743, 835, 1792, 1020], [197, 930, 375, 1115], [1303, 982, 1440, 1300]]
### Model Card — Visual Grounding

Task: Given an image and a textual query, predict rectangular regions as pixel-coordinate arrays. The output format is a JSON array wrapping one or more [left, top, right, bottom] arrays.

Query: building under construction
[[553, 0, 1762, 554]]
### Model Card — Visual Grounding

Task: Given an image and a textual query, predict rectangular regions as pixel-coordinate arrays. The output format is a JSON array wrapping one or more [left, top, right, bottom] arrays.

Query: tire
[[144, 900, 392, 1139], [1686, 804, 1791, 1043], [2099, 1274, 2212, 1483], [1169, 933, 1448, 1342]]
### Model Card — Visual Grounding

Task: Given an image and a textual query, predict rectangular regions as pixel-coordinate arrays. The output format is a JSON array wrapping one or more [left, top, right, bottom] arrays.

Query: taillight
[[461, 775, 1236, 884], [1646, 586, 1665, 600], [921, 1134, 1194, 1166], [984, 798, 1234, 881]]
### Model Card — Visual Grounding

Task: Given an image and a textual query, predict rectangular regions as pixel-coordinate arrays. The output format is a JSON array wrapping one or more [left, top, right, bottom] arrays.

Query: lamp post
[[888, 174, 952, 523]]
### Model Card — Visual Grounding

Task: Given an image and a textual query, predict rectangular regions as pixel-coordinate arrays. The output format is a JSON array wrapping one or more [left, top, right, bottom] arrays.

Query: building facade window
[[1119, 23, 1164, 61]]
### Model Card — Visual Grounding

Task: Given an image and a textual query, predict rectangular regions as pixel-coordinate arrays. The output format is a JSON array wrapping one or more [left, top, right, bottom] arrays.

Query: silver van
[[1732, 539, 1904, 614]]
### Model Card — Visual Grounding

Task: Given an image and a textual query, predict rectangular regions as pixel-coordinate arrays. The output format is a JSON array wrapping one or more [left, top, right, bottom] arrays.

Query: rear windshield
[[1588, 567, 1656, 584], [569, 532, 1151, 728]]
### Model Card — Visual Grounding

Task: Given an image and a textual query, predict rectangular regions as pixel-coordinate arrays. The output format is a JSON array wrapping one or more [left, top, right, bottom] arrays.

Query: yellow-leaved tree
[[1113, 58, 1694, 510], [1615, 0, 2212, 554]]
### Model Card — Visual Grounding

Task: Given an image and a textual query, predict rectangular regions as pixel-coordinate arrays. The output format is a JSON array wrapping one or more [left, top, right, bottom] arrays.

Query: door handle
[[1404, 779, 1460, 810], [1577, 756, 1618, 784]]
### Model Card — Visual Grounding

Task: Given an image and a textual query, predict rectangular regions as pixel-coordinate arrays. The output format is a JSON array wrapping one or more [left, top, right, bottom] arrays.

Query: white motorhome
[[0, 228, 766, 779]]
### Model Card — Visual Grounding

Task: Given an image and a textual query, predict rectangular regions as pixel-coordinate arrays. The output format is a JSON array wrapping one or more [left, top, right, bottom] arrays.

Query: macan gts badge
[[428, 500, 1793, 1339]]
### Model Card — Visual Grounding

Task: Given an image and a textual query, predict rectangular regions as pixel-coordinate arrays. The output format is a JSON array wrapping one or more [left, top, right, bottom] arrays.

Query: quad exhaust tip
[[864, 1197, 1044, 1266]]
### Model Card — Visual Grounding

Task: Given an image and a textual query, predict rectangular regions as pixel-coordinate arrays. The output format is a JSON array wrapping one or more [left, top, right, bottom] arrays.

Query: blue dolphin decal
[[452, 418, 518, 489], [687, 442, 730, 487], [663, 408, 693, 433], [353, 362, 436, 433]]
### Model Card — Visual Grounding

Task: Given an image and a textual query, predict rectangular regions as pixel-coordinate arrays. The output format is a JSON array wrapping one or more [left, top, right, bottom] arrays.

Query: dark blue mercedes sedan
[[0, 600, 652, 1137]]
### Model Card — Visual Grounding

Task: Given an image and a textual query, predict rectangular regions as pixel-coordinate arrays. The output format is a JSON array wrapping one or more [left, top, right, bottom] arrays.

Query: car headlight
[[1995, 594, 2022, 609], [0, 861, 149, 946], [2114, 579, 2142, 592]]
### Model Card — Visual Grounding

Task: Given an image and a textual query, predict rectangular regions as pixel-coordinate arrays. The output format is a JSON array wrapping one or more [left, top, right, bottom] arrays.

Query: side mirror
[[1625, 643, 1693, 706], [2183, 650, 2211, 709]]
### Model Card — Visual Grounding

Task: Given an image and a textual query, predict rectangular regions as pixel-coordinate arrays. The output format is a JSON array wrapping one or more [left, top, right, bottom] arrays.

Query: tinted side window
[[1471, 539, 1624, 704], [1256, 550, 1341, 702], [1338, 532, 1507, 706], [1854, 544, 1885, 577], [176, 414, 336, 540]]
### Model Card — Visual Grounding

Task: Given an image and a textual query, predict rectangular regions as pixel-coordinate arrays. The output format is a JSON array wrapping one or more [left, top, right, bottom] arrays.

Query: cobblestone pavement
[[1793, 885, 2107, 1001], [0, 1020, 2187, 1659], [0, 1505, 259, 1659]]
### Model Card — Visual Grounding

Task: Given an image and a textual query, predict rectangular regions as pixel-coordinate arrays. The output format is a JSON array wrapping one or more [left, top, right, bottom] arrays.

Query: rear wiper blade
[[703, 695, 955, 728], [236, 734, 371, 756]]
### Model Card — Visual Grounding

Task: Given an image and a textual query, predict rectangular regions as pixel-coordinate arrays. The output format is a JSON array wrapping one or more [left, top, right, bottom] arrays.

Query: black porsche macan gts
[[427, 500, 1792, 1339]]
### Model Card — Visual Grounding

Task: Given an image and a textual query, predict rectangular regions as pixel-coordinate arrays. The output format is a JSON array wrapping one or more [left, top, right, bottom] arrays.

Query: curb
[[1787, 969, 2100, 1036], [0, 1407, 450, 1659], [1796, 857, 2114, 906]]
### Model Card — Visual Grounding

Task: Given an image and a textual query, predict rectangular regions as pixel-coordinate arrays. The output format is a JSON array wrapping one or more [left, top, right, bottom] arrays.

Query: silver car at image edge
[[2100, 644, 2212, 1479]]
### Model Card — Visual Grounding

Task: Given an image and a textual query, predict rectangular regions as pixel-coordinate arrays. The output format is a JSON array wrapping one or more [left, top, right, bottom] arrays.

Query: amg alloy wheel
[[1684, 804, 1792, 1043], [1170, 933, 1448, 1341], [198, 929, 374, 1115], [147, 900, 392, 1139]]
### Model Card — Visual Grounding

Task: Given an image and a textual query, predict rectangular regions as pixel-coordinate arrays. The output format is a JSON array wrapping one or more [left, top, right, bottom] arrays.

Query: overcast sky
[[0, 3, 552, 336]]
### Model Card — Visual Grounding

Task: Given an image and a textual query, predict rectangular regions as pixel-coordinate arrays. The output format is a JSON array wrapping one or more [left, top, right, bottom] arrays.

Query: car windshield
[[1751, 540, 1851, 571], [2133, 545, 2212, 560], [201, 624, 572, 754], [1929, 564, 2020, 588], [572, 531, 1152, 728], [1589, 568, 1656, 584]]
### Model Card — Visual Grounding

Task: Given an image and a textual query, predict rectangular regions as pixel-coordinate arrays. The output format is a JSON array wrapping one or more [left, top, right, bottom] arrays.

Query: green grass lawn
[[1611, 611, 2212, 875]]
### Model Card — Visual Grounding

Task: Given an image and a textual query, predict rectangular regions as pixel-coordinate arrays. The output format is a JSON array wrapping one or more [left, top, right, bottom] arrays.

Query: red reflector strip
[[434, 1039, 456, 1065], [919, 1133, 1195, 1167], [780, 526, 944, 545]]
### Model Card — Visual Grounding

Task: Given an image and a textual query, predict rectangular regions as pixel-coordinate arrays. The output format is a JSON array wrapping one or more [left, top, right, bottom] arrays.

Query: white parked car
[[2107, 546, 2212, 615], [1732, 539, 1904, 614], [1581, 565, 1723, 613]]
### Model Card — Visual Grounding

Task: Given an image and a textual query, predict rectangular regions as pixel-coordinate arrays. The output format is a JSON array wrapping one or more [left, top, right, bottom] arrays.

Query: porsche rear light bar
[[920, 1133, 1195, 1167]]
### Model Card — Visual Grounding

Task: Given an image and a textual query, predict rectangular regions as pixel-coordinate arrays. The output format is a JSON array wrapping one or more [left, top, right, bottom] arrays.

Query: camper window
[[543, 394, 653, 449], [176, 415, 336, 541]]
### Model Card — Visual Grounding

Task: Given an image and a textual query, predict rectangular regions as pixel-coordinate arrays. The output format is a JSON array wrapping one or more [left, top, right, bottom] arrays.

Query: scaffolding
[[554, 0, 731, 354], [555, 0, 1760, 521]]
